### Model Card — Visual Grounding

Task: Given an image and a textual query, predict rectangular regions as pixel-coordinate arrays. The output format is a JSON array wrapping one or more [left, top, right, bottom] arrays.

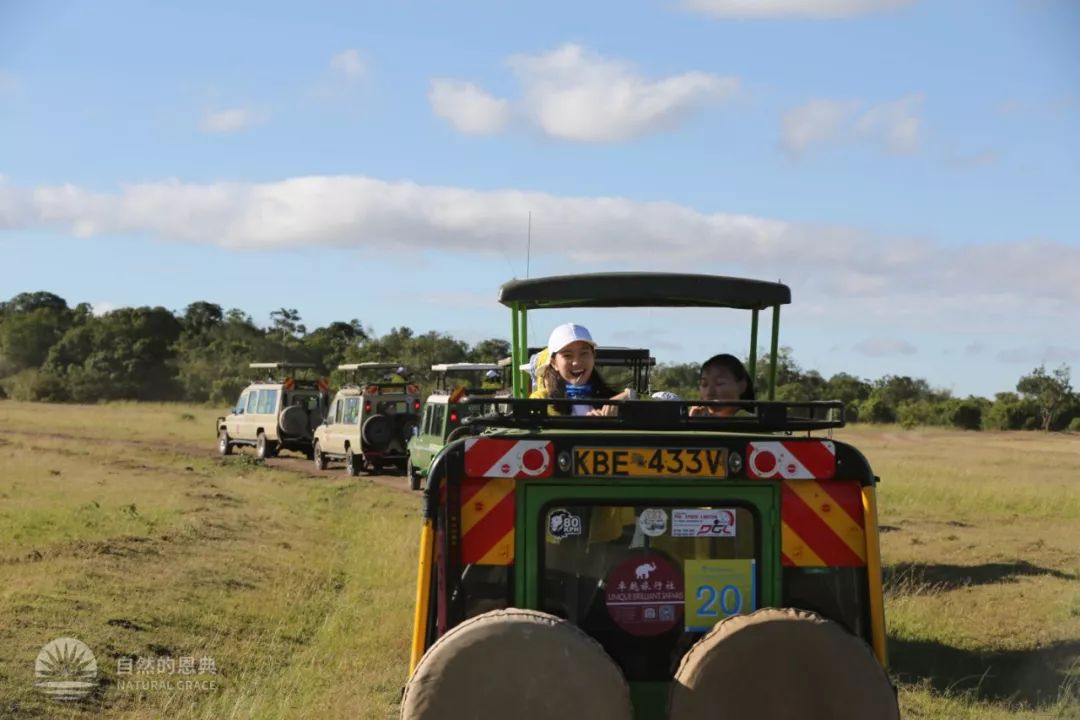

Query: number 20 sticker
[[684, 559, 757, 632]]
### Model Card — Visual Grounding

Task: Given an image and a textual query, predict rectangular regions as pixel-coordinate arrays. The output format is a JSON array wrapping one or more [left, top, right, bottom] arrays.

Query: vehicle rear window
[[343, 397, 360, 424], [540, 503, 759, 682]]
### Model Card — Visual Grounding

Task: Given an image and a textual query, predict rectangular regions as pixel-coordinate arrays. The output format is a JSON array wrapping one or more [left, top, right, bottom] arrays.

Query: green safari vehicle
[[402, 273, 898, 720], [406, 363, 507, 491]]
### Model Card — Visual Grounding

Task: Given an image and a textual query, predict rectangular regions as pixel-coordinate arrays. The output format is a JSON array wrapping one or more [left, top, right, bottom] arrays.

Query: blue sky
[[1, 0, 1077, 397]]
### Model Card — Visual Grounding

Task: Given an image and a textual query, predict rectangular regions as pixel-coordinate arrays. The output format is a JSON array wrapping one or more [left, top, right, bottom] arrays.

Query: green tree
[[270, 308, 306, 344], [1017, 364, 1073, 432], [468, 338, 512, 363], [304, 320, 368, 372]]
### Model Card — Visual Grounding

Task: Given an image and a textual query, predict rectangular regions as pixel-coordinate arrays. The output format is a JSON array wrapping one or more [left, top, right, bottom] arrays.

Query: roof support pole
[[748, 308, 760, 382], [768, 304, 781, 400]]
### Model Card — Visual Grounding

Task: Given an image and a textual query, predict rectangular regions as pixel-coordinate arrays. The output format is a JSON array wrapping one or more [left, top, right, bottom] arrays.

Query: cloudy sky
[[1, 0, 1077, 396]]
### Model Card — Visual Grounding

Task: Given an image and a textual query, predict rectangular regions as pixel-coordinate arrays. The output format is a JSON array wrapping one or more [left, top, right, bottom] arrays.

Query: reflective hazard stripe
[[746, 440, 836, 480], [781, 480, 866, 567], [464, 438, 554, 479]]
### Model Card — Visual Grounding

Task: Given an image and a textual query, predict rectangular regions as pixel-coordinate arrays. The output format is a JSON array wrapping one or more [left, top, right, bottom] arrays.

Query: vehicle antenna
[[526, 211, 532, 279]]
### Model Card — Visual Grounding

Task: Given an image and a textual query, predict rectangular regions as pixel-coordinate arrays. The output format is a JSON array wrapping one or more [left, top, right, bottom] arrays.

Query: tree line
[[0, 291, 1076, 432]]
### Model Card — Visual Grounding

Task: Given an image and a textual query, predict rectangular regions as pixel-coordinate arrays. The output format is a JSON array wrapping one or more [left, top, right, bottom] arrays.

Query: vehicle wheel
[[407, 458, 421, 491], [255, 432, 269, 460], [668, 607, 899, 720], [401, 609, 631, 720], [313, 441, 326, 471], [218, 429, 232, 456], [345, 448, 359, 477]]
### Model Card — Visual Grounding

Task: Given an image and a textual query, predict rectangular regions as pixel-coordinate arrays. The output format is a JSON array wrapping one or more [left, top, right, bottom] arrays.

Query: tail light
[[449, 412, 459, 424], [413, 400, 421, 411], [364, 402, 372, 413]]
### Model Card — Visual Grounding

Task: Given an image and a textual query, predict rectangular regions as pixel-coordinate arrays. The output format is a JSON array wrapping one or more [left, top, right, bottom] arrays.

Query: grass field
[[0, 401, 1076, 719]]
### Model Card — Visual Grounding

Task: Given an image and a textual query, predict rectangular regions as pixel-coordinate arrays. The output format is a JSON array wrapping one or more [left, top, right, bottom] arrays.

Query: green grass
[[0, 402, 1076, 718]]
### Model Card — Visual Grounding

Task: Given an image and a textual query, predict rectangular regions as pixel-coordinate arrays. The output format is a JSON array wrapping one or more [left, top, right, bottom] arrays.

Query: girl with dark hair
[[530, 323, 633, 416], [689, 353, 755, 417]]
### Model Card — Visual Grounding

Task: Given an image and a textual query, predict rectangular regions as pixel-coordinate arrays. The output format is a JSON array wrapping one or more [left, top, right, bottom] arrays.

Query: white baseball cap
[[547, 323, 596, 354], [651, 391, 682, 401]]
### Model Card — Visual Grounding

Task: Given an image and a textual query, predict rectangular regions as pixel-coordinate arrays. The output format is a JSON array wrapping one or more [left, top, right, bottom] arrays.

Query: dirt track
[[0, 427, 414, 493]]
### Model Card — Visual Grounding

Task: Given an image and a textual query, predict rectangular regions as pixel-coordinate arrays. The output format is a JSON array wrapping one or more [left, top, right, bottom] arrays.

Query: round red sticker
[[604, 554, 684, 637]]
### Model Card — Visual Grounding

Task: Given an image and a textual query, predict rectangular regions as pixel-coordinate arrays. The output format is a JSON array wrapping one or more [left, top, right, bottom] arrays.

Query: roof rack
[[430, 363, 502, 373], [249, 362, 317, 369], [457, 398, 845, 433]]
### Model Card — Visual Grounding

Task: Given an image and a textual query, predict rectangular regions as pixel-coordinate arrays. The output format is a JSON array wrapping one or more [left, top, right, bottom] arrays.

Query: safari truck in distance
[[216, 363, 328, 460], [312, 362, 422, 476], [402, 273, 899, 720], [406, 363, 507, 491]]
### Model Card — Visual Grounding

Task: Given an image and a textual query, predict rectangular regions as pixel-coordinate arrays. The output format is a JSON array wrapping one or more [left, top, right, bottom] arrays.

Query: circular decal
[[604, 555, 684, 636], [546, 508, 583, 543], [637, 508, 668, 537]]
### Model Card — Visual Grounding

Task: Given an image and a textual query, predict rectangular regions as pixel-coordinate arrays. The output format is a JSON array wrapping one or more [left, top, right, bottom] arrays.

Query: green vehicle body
[[406, 273, 893, 719], [406, 363, 506, 491]]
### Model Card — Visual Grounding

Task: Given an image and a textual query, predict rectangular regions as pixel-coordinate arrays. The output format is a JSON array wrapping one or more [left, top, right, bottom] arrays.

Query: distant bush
[[1068, 417, 1080, 433], [859, 397, 897, 424]]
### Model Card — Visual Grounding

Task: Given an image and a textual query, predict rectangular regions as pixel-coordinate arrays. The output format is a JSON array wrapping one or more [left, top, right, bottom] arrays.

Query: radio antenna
[[526, 211, 532, 279]]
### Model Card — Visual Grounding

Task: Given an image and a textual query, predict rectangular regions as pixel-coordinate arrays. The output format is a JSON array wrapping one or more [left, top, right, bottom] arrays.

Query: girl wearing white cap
[[530, 323, 633, 416]]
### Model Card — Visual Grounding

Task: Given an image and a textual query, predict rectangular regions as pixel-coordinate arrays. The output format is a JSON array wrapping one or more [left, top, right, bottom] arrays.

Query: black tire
[[407, 458, 421, 491], [313, 441, 326, 471], [345, 447, 360, 477], [218, 429, 232, 456], [361, 414, 392, 448]]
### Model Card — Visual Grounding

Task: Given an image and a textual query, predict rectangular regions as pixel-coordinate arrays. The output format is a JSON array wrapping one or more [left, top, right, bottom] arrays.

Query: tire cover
[[668, 608, 899, 720], [362, 414, 392, 447], [279, 405, 309, 437], [401, 609, 632, 720]]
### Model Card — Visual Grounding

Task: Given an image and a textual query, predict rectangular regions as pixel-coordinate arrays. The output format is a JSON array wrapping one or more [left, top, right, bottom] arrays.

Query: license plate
[[572, 447, 727, 478]]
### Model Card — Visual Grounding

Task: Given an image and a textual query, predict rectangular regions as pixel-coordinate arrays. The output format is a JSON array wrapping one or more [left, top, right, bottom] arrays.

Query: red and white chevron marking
[[464, 438, 555, 479], [746, 440, 836, 480]]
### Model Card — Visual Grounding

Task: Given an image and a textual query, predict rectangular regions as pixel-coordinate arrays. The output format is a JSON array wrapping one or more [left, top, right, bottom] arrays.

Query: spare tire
[[361, 414, 391, 448], [401, 608, 632, 720], [278, 404, 310, 437], [668, 608, 898, 720]]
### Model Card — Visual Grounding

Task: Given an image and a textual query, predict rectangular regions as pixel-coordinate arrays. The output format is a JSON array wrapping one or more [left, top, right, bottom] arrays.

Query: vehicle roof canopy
[[249, 362, 317, 369], [431, 363, 502, 373], [499, 273, 791, 310], [338, 362, 402, 371]]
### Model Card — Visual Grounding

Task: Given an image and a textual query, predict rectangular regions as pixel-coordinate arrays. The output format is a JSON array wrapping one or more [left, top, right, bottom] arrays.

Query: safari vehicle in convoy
[[312, 362, 422, 477], [406, 363, 507, 491], [216, 363, 328, 460], [402, 274, 898, 720]]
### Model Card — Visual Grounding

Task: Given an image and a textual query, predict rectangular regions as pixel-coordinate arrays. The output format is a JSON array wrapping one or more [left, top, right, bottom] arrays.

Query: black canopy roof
[[498, 273, 790, 310]]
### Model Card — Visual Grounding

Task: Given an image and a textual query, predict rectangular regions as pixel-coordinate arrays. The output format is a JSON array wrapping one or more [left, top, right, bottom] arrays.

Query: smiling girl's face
[[552, 341, 595, 385]]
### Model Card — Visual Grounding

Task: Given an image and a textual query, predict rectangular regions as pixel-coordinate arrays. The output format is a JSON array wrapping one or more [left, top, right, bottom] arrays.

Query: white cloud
[[781, 99, 860, 156], [996, 346, 1079, 364], [682, 0, 917, 18], [428, 80, 510, 135], [854, 337, 918, 357], [507, 44, 739, 142], [430, 44, 739, 142], [782, 94, 923, 156], [330, 49, 367, 79], [199, 108, 254, 134], [0, 175, 1077, 329]]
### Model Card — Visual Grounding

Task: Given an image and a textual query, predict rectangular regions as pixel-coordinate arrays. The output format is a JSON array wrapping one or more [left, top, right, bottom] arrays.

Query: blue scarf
[[564, 382, 593, 399]]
